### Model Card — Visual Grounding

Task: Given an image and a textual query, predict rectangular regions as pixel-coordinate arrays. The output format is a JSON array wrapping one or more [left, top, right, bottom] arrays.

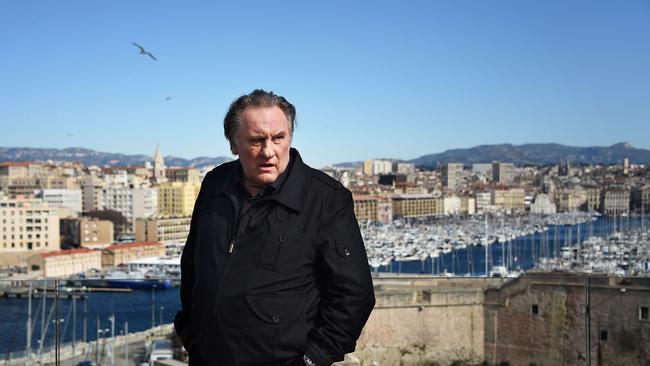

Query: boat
[[68, 270, 172, 289], [104, 270, 172, 289]]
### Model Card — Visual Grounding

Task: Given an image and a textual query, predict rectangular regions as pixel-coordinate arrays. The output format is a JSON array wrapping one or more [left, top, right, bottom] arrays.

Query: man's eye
[[273, 136, 284, 142]]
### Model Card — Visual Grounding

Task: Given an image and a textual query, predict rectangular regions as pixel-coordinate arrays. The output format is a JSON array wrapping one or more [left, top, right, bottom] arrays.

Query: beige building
[[459, 196, 476, 215], [600, 188, 630, 215], [60, 218, 114, 249], [363, 160, 373, 176], [101, 241, 165, 268], [81, 174, 106, 212], [583, 186, 601, 212], [363, 160, 393, 176], [391, 194, 442, 218], [353, 195, 379, 222], [0, 162, 49, 196], [5, 176, 46, 196], [136, 216, 191, 245], [442, 196, 461, 215], [166, 167, 201, 184], [556, 188, 587, 212], [27, 248, 101, 278], [491, 187, 525, 213], [157, 182, 200, 217], [475, 191, 493, 213], [0, 162, 30, 178], [0, 193, 60, 267], [0, 161, 47, 179], [46, 175, 79, 190]]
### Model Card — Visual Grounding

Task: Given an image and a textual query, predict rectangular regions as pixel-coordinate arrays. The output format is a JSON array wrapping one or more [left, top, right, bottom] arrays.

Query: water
[[373, 215, 647, 276], [0, 287, 180, 359]]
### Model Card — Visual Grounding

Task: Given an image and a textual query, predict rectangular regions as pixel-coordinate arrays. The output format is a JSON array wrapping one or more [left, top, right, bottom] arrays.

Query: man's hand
[[303, 355, 317, 366]]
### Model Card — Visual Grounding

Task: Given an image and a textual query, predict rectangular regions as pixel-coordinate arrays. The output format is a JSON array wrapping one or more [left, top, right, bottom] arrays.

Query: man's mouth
[[259, 163, 275, 169]]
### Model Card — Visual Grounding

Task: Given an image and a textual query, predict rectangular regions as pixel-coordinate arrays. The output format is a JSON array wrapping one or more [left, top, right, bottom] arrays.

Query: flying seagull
[[165, 96, 172, 101], [132, 42, 157, 61]]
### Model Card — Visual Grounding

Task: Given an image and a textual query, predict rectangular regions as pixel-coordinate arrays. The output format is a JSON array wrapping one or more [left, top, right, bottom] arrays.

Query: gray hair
[[223, 89, 296, 144]]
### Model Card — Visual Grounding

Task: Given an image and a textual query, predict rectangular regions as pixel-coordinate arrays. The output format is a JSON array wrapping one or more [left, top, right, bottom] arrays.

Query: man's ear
[[230, 141, 238, 155]]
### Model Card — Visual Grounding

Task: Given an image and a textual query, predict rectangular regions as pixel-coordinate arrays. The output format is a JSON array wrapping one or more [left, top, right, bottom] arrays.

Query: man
[[174, 89, 375, 365]]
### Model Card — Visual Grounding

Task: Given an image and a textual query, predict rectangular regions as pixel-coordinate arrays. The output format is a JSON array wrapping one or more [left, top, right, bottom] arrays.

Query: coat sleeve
[[174, 176, 206, 352], [306, 187, 375, 365]]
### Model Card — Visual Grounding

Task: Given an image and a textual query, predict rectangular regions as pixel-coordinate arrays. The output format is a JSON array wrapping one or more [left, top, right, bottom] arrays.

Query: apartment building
[[27, 248, 101, 278], [442, 163, 464, 191], [492, 162, 515, 185], [38, 189, 83, 218], [135, 216, 192, 245], [556, 188, 587, 212], [166, 167, 201, 184], [491, 187, 525, 213], [60, 217, 114, 249], [391, 194, 442, 218], [101, 241, 165, 268], [600, 188, 630, 215], [157, 181, 200, 217], [103, 185, 158, 233], [0, 193, 60, 267]]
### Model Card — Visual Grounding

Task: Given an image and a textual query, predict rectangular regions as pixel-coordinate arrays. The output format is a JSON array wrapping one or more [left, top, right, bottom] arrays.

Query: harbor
[[1, 214, 648, 363]]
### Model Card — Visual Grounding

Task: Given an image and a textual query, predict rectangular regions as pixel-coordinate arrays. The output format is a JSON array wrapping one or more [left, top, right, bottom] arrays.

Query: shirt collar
[[235, 156, 290, 199]]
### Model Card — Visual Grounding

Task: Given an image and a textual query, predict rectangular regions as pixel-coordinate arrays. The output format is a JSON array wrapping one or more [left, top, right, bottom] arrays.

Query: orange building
[[101, 241, 165, 268]]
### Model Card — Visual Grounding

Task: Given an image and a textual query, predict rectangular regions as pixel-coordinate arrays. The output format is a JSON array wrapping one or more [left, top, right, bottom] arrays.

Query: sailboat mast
[[26, 281, 32, 360], [485, 212, 489, 277]]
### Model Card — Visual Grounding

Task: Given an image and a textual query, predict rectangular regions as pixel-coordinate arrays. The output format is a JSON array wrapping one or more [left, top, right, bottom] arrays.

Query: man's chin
[[252, 173, 278, 185]]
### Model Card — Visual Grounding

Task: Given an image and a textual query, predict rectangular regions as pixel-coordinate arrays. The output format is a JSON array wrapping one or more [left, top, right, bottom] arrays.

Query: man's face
[[231, 106, 292, 193]]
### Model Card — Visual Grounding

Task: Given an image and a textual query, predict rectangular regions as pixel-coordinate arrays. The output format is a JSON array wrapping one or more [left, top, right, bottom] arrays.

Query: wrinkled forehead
[[239, 106, 292, 135]]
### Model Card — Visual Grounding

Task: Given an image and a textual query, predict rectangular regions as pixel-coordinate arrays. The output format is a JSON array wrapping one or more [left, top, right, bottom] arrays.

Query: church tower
[[153, 144, 167, 183]]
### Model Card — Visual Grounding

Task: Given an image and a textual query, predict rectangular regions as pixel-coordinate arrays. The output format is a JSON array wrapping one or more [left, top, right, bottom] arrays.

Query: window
[[531, 304, 539, 315], [640, 306, 649, 321], [600, 330, 608, 342]]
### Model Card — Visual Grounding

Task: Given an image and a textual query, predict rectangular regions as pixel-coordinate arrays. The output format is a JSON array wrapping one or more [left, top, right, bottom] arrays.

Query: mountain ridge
[[0, 147, 231, 168]]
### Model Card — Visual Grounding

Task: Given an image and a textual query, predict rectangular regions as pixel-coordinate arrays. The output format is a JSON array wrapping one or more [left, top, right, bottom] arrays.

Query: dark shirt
[[233, 157, 290, 238]]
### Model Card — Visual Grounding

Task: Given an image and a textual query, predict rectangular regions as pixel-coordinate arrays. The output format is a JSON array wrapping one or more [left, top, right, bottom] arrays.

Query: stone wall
[[349, 276, 504, 366], [485, 273, 650, 366], [347, 274, 650, 366]]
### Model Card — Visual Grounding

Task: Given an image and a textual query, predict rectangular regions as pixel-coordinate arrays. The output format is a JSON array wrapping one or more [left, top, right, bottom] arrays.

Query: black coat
[[174, 148, 375, 365]]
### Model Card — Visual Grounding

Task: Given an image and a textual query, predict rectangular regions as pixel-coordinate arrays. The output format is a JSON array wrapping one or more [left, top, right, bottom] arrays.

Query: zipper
[[227, 194, 240, 255]]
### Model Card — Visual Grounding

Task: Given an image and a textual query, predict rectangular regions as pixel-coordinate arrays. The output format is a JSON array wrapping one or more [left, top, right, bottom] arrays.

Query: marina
[[365, 214, 649, 276]]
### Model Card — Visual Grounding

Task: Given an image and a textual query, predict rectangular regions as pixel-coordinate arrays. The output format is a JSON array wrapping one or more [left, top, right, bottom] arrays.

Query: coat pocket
[[239, 295, 308, 364], [256, 223, 313, 275]]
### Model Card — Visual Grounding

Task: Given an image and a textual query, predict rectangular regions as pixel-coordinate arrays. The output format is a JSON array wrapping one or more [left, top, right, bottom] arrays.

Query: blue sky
[[1, 0, 649, 167]]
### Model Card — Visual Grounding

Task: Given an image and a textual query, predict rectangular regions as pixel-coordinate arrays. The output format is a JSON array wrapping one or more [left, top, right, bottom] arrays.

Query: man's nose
[[261, 140, 275, 158]]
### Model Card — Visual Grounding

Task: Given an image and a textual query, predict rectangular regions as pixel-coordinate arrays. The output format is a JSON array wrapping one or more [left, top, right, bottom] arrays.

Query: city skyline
[[2, 1, 650, 168], [1, 140, 649, 169]]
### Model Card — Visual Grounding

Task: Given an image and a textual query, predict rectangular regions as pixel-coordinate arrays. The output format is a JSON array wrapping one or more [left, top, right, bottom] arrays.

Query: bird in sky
[[132, 42, 157, 61], [165, 96, 172, 101]]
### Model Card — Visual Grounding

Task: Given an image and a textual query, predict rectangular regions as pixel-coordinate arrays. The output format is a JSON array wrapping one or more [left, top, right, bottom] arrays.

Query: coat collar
[[206, 148, 310, 213], [273, 148, 310, 213]]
